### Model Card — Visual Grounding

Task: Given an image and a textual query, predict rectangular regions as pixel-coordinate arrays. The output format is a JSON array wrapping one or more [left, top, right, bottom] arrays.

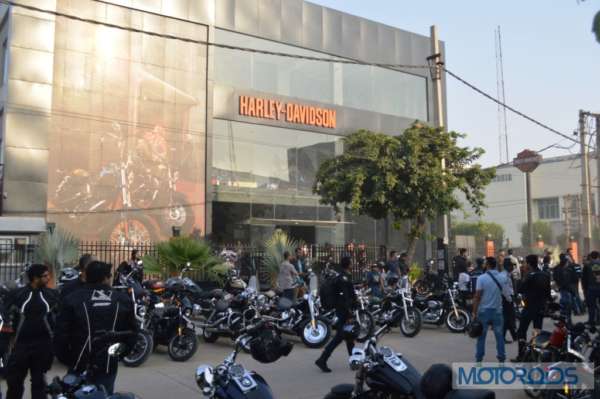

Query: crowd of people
[[452, 246, 600, 363], [0, 255, 138, 399]]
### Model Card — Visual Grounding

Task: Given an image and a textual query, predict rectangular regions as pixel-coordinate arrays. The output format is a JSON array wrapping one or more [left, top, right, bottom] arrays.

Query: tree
[[34, 228, 80, 285], [314, 123, 495, 262], [594, 10, 600, 43], [452, 221, 505, 252], [520, 220, 554, 249]]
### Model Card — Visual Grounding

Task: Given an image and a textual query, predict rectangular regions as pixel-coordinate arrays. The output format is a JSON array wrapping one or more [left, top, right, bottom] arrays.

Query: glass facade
[[44, 1, 208, 243], [215, 29, 428, 120]]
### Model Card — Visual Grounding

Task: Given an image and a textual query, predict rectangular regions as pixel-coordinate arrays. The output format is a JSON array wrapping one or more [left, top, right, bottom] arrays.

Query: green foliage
[[520, 220, 554, 249], [452, 221, 505, 251], [408, 263, 423, 285], [34, 228, 80, 279], [143, 236, 223, 281], [314, 123, 495, 261], [263, 230, 299, 279]]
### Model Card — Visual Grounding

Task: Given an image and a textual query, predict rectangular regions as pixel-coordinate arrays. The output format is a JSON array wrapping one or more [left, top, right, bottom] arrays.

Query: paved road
[[5, 323, 530, 398]]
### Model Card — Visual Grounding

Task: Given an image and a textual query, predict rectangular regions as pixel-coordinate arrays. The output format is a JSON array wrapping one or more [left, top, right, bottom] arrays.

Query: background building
[[0, 0, 444, 257]]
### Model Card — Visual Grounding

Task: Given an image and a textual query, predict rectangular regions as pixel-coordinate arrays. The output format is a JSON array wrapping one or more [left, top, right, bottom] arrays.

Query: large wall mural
[[46, 1, 207, 243]]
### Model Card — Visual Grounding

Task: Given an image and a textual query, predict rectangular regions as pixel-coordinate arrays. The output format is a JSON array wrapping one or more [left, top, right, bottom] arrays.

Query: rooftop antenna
[[495, 26, 510, 163]]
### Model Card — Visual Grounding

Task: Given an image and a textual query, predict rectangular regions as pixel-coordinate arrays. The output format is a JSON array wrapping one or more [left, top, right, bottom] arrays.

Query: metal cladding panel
[[235, 0, 259, 35], [8, 47, 54, 85], [189, 0, 215, 25], [377, 24, 396, 65], [322, 8, 342, 54], [12, 14, 55, 53], [341, 13, 361, 60], [4, 147, 49, 183], [359, 19, 378, 62], [161, 0, 189, 19], [258, 0, 281, 41], [5, 111, 50, 150], [379, 113, 413, 136], [302, 2, 322, 50], [8, 80, 53, 110], [215, 0, 235, 30], [281, 0, 302, 45], [3, 180, 48, 213]]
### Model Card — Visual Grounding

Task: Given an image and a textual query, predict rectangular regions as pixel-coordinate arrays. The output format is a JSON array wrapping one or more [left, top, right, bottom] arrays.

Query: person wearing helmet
[[315, 256, 357, 373], [60, 254, 94, 300]]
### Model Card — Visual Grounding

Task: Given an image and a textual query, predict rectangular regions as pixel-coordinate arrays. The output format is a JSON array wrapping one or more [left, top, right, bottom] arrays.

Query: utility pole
[[595, 115, 600, 233], [579, 110, 593, 255], [526, 172, 534, 249], [564, 195, 571, 247], [429, 25, 449, 276]]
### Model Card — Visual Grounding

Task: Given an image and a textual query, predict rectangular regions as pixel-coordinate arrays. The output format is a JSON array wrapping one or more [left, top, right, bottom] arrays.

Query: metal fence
[[0, 241, 387, 286]]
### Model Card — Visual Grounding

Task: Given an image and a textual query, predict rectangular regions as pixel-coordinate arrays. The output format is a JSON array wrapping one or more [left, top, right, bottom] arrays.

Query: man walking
[[513, 255, 551, 361], [452, 248, 468, 281], [385, 251, 400, 277], [315, 256, 357, 372], [472, 257, 507, 362], [4, 264, 59, 399], [277, 251, 299, 301], [554, 253, 575, 324], [55, 261, 137, 394], [583, 250, 600, 326]]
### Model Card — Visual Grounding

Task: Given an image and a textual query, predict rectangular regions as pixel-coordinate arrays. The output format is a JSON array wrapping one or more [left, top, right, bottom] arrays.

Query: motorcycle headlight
[[195, 365, 215, 396]]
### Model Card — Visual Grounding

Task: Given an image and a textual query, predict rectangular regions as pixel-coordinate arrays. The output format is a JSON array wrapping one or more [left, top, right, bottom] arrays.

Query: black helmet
[[250, 328, 293, 364], [165, 277, 185, 292], [386, 273, 399, 286], [466, 319, 483, 338]]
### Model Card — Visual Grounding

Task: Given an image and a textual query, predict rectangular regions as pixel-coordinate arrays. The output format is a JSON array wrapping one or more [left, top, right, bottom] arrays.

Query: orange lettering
[[315, 108, 323, 126], [309, 107, 316, 125], [240, 96, 248, 115], [268, 100, 276, 119], [247, 97, 256, 116], [322, 109, 329, 127], [256, 98, 264, 118], [328, 109, 336, 128], [286, 103, 294, 122], [276, 102, 284, 120]]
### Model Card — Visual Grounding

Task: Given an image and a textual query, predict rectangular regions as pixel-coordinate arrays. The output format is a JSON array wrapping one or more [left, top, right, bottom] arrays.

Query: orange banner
[[485, 240, 495, 257]]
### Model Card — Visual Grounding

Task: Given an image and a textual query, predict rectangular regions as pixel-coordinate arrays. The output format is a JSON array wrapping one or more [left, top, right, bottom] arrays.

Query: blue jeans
[[559, 290, 573, 324], [476, 308, 505, 362]]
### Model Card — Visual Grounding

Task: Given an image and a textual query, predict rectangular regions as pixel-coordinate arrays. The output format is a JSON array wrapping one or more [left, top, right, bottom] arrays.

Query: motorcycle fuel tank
[[217, 373, 274, 399], [366, 356, 424, 399]]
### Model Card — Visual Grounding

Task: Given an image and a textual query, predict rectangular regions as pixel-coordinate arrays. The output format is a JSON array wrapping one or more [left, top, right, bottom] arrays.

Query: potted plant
[[33, 228, 80, 287]]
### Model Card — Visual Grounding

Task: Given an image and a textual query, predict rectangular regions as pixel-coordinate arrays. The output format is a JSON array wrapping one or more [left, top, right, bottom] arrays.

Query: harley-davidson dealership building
[[0, 0, 444, 249]]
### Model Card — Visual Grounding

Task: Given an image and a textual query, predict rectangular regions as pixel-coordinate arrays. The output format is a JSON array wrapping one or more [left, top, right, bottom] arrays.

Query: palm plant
[[34, 228, 80, 284], [143, 237, 223, 281], [263, 230, 299, 282]]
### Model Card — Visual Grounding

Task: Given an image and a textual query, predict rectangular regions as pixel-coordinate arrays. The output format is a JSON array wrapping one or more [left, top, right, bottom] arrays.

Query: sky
[[309, 0, 600, 167]]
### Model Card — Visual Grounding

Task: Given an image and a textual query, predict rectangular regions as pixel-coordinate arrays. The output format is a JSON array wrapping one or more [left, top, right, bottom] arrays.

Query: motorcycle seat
[[277, 297, 294, 311], [197, 289, 223, 300]]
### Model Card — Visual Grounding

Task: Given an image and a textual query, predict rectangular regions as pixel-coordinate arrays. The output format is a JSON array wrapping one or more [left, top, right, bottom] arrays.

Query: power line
[[444, 67, 578, 145]]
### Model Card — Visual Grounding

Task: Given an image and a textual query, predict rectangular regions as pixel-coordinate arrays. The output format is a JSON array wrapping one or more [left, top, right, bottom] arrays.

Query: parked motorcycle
[[194, 320, 293, 398], [47, 332, 137, 399], [413, 280, 470, 333], [368, 279, 422, 338], [262, 273, 331, 348]]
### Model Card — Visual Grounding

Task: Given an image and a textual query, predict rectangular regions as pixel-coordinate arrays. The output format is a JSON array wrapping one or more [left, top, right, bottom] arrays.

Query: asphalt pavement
[[4, 323, 532, 399]]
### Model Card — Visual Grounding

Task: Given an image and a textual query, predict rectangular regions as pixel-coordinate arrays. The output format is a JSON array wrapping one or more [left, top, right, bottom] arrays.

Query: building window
[[492, 173, 512, 183], [536, 197, 560, 220]]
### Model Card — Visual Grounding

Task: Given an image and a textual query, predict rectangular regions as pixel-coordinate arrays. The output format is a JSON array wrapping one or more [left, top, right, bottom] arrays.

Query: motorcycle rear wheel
[[400, 308, 422, 338], [445, 309, 470, 333], [123, 331, 153, 367], [201, 328, 220, 343], [168, 328, 198, 362]]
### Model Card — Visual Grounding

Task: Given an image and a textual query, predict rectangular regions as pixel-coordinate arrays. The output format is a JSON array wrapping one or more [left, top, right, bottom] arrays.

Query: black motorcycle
[[368, 282, 422, 338], [413, 280, 470, 333], [262, 274, 332, 348], [194, 321, 293, 399], [47, 332, 137, 399]]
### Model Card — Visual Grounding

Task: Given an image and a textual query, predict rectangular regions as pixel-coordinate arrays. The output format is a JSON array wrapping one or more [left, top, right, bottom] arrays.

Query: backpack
[[319, 275, 339, 311]]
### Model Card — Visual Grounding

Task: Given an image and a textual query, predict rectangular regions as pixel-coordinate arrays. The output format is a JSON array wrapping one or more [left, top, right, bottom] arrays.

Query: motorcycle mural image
[[47, 12, 207, 244]]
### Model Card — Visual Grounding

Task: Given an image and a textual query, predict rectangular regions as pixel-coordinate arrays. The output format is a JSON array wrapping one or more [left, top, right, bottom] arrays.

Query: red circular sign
[[513, 149, 542, 173]]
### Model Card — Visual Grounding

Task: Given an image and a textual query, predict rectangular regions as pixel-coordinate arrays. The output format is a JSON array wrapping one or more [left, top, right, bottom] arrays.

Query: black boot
[[511, 340, 525, 362], [315, 357, 332, 373]]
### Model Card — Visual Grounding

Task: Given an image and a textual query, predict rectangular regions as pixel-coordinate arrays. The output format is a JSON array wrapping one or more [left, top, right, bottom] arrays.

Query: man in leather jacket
[[582, 250, 600, 325], [54, 261, 137, 394], [4, 264, 59, 399], [315, 256, 357, 372]]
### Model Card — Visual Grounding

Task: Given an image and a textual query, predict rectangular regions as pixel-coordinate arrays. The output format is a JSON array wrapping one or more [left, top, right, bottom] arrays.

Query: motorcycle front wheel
[[301, 317, 331, 348], [400, 308, 422, 338], [123, 331, 154, 367], [168, 328, 198, 362], [355, 309, 375, 343], [445, 308, 470, 333]]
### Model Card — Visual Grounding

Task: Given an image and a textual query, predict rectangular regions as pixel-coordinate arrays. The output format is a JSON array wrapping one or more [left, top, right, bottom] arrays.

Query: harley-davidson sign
[[513, 149, 542, 173], [239, 95, 337, 129]]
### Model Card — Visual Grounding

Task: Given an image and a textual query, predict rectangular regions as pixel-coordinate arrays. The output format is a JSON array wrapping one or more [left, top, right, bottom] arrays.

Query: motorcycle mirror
[[108, 343, 123, 357]]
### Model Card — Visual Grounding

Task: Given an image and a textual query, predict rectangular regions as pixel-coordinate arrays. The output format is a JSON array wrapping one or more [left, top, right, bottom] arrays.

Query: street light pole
[[579, 110, 593, 255]]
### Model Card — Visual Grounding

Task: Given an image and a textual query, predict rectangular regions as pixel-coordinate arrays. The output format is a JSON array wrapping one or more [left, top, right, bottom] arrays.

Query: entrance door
[[276, 225, 315, 244]]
